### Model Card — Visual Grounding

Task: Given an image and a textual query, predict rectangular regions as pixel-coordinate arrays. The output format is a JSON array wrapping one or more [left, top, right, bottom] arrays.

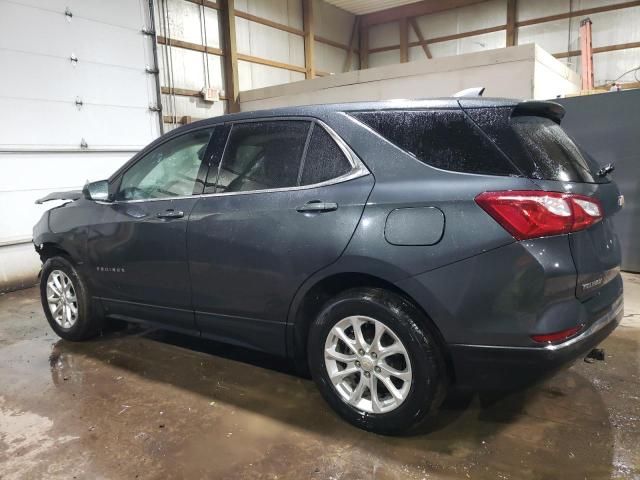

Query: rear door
[[462, 102, 623, 300], [187, 118, 373, 354]]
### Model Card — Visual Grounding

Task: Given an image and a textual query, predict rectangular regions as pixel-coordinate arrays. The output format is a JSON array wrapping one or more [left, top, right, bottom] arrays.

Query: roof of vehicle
[[177, 96, 523, 131]]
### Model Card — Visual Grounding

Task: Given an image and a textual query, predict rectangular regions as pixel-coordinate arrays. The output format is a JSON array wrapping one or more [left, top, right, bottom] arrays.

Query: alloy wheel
[[46, 270, 79, 329], [324, 315, 413, 414]]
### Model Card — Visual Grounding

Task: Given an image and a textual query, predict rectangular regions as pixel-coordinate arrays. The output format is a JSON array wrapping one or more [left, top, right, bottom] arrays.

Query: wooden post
[[220, 0, 239, 112], [359, 25, 369, 69], [343, 16, 360, 72], [303, 0, 315, 79], [580, 18, 594, 90], [506, 0, 517, 47], [399, 17, 409, 63], [409, 17, 432, 59]]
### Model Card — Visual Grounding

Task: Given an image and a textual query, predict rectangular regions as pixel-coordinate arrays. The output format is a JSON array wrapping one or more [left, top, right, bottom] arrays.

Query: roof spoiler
[[512, 100, 565, 124], [453, 87, 485, 97]]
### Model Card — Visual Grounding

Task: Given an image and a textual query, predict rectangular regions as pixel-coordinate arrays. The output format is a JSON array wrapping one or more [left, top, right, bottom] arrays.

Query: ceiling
[[323, 0, 420, 15]]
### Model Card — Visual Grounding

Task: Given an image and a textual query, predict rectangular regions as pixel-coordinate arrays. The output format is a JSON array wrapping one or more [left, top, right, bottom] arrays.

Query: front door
[[188, 119, 373, 354], [87, 126, 216, 331]]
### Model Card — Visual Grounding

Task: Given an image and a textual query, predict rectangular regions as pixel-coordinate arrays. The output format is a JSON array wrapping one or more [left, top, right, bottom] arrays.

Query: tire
[[40, 256, 104, 341], [307, 287, 447, 435]]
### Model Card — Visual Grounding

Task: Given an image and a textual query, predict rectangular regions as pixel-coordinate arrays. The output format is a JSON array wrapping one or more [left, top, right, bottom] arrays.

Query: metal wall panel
[[556, 90, 640, 272]]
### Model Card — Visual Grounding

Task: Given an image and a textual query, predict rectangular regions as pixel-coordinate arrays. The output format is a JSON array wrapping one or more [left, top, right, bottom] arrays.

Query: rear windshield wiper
[[597, 163, 615, 177]]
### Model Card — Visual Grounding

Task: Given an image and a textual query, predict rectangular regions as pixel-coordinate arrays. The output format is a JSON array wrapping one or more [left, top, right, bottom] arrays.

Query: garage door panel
[[0, 151, 133, 193], [5, 0, 145, 32], [0, 98, 156, 149], [0, 50, 150, 108], [0, 2, 145, 69]]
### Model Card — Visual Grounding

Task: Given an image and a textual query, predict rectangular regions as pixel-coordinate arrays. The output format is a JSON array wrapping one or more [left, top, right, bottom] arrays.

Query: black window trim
[[111, 124, 218, 204], [202, 116, 369, 199], [113, 117, 368, 204]]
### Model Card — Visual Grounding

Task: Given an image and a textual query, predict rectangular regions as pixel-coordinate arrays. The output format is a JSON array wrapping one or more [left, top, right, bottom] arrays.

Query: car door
[[187, 118, 374, 354], [86, 126, 218, 332]]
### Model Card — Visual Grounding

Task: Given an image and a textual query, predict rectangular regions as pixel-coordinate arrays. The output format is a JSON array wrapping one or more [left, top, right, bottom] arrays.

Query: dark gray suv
[[34, 97, 624, 434]]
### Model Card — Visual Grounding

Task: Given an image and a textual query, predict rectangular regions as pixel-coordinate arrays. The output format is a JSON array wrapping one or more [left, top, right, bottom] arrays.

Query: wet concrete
[[0, 274, 639, 480]]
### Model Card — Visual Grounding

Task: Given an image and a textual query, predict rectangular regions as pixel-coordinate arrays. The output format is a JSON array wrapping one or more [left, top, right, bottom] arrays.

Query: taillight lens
[[531, 325, 583, 344], [475, 191, 603, 240]]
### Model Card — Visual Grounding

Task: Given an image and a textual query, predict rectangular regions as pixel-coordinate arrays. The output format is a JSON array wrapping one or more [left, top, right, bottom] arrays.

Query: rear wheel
[[308, 287, 447, 435], [40, 256, 104, 341]]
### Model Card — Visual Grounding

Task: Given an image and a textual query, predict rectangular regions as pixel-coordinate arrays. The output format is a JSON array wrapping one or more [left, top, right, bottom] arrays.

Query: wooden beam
[[554, 41, 640, 58], [360, 0, 489, 28], [184, 0, 219, 10], [220, 0, 239, 113], [302, 0, 314, 79], [237, 53, 306, 73], [163, 115, 205, 124], [343, 16, 360, 72], [157, 34, 305, 74], [408, 17, 431, 59], [369, 24, 507, 54], [315, 35, 352, 52], [399, 17, 409, 63], [517, 0, 640, 27], [506, 0, 517, 47], [157, 35, 223, 56], [359, 25, 369, 69], [235, 10, 304, 36], [161, 86, 228, 100]]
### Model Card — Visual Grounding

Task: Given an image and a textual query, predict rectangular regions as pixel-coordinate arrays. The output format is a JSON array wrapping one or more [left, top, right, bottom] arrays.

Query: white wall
[[239, 44, 580, 111], [366, 0, 640, 87], [0, 0, 161, 292]]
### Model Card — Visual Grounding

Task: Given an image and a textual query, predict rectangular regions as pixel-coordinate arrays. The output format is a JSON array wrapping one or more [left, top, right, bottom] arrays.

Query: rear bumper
[[449, 293, 624, 390]]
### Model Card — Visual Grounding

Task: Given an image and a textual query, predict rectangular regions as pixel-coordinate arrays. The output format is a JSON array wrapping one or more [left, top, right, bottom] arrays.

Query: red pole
[[580, 18, 594, 91]]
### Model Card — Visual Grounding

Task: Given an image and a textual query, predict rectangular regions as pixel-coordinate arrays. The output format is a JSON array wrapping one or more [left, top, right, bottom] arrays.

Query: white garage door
[[0, 0, 161, 290]]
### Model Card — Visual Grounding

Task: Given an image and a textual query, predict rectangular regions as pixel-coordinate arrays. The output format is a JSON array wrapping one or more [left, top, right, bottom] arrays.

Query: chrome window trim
[[113, 116, 369, 204]]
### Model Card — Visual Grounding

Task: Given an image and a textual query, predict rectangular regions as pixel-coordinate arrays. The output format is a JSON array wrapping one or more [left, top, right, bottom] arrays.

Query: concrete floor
[[0, 275, 639, 480]]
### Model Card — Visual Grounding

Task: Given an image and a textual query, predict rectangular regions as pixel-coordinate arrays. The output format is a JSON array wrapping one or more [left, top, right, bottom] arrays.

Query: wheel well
[[292, 272, 455, 383], [37, 243, 70, 263]]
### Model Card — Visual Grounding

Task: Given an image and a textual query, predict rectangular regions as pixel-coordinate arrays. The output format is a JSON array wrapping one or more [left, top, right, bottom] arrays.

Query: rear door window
[[300, 124, 352, 185], [351, 109, 518, 176], [215, 121, 310, 193]]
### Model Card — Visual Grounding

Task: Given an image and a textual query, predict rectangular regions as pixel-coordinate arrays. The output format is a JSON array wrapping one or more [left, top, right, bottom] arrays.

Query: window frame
[[112, 125, 217, 203], [204, 117, 368, 197]]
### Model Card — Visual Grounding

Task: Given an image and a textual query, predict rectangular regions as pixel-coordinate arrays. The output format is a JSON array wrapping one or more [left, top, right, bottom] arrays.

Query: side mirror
[[83, 180, 112, 202]]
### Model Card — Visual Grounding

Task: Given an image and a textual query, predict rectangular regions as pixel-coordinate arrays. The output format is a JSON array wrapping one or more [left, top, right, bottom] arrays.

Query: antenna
[[453, 87, 485, 97]]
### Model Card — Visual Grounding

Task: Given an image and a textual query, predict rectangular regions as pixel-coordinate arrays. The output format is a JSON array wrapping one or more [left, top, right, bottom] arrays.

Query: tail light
[[531, 325, 583, 344], [475, 191, 603, 240]]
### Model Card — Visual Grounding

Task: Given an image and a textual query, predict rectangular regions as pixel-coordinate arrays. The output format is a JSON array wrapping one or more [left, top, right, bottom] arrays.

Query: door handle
[[296, 201, 338, 213], [157, 209, 184, 219]]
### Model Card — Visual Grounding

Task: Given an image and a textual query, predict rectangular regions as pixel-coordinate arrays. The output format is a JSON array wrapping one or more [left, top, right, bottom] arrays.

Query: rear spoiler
[[458, 97, 566, 124], [35, 190, 83, 204], [511, 100, 565, 124]]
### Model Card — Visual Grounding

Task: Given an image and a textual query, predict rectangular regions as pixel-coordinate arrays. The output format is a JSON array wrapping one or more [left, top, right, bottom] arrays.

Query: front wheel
[[308, 288, 447, 435], [40, 256, 103, 341]]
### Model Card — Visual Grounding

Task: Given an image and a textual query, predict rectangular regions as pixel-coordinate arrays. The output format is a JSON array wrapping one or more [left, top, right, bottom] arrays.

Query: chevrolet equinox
[[34, 96, 623, 434]]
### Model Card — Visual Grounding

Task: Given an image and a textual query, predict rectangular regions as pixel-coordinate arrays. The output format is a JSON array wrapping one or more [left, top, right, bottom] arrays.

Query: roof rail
[[453, 87, 485, 97]]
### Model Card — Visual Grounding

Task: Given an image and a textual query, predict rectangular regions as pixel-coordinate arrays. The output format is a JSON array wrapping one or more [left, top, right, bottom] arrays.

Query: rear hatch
[[460, 99, 623, 300]]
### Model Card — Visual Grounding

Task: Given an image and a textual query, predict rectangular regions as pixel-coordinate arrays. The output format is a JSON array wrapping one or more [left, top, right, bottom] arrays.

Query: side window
[[118, 128, 213, 200], [300, 125, 352, 185], [352, 110, 517, 176], [216, 121, 310, 193]]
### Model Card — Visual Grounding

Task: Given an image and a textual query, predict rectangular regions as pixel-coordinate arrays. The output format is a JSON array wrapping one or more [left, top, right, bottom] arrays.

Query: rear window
[[351, 109, 518, 176], [465, 107, 606, 183]]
